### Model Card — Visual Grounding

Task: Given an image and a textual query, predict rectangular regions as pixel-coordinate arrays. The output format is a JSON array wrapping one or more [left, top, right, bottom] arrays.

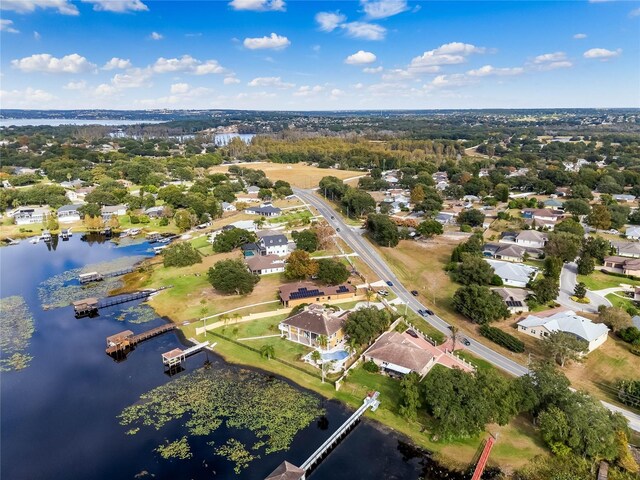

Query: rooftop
[[366, 331, 434, 374], [518, 310, 609, 342], [279, 282, 355, 302], [280, 304, 349, 337]]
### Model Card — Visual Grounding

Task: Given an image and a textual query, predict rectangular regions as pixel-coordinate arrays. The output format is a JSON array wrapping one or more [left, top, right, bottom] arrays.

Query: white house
[[486, 259, 538, 288], [57, 205, 81, 223], [515, 230, 548, 249], [101, 204, 128, 220], [517, 310, 609, 352], [245, 205, 281, 217], [626, 225, 640, 240], [9, 206, 49, 225], [257, 233, 289, 256], [435, 212, 456, 224], [246, 186, 261, 194], [221, 202, 236, 212], [246, 255, 286, 275]]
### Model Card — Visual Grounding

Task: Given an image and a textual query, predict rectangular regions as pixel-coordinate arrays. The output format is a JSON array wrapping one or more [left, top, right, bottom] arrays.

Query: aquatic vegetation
[[119, 367, 323, 466], [116, 304, 158, 324], [38, 256, 146, 309], [0, 296, 35, 372], [155, 436, 192, 460], [212, 439, 259, 474]]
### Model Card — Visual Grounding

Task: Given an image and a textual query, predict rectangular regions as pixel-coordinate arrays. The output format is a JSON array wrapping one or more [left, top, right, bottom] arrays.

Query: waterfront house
[[363, 331, 436, 377], [101, 204, 128, 220], [246, 254, 286, 275], [144, 206, 165, 218], [265, 461, 305, 480], [9, 206, 49, 225], [517, 309, 609, 352], [57, 205, 81, 223], [278, 304, 349, 350], [279, 282, 356, 307]]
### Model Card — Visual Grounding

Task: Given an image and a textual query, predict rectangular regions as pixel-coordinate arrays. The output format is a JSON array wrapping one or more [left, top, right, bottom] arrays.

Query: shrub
[[362, 360, 379, 373], [618, 326, 640, 345], [479, 325, 525, 353], [130, 215, 140, 224], [163, 243, 202, 268], [159, 217, 169, 226], [630, 346, 640, 356]]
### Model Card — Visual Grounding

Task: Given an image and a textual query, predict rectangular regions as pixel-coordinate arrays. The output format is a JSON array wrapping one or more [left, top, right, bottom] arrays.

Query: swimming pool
[[321, 350, 349, 361]]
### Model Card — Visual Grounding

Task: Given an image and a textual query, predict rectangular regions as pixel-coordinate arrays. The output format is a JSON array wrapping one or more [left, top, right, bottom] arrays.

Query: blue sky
[[1, 0, 639, 110]]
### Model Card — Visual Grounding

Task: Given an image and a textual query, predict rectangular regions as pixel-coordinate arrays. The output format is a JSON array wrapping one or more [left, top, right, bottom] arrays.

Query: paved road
[[294, 187, 640, 431], [559, 262, 611, 313]]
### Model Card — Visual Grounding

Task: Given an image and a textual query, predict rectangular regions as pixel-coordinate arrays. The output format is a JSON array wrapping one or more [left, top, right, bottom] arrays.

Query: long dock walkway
[[471, 435, 496, 480], [162, 341, 212, 367], [74, 286, 172, 317], [106, 323, 177, 355]]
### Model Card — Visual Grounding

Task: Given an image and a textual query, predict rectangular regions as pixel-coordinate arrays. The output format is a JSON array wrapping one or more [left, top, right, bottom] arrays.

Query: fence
[[445, 351, 477, 372]]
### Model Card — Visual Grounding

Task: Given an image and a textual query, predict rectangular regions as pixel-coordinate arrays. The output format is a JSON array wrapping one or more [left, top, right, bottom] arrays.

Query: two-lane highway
[[294, 187, 640, 431]]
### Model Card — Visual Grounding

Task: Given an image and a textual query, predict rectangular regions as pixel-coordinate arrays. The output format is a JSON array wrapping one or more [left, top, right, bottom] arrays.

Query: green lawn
[[577, 271, 640, 291], [455, 350, 498, 374], [605, 293, 637, 312]]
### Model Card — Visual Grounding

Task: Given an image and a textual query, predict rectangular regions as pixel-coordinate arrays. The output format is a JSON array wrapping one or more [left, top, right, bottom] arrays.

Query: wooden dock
[[162, 341, 211, 367], [471, 435, 496, 480], [106, 323, 177, 355], [78, 267, 134, 284], [74, 286, 172, 317]]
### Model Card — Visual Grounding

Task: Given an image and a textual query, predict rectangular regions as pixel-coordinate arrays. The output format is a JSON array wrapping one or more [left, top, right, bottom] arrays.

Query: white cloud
[[224, 76, 241, 85], [102, 57, 132, 70], [170, 83, 190, 94], [0, 87, 57, 107], [345, 50, 377, 65], [629, 7, 640, 17], [33, 31, 41, 40], [243, 33, 290, 50], [111, 68, 151, 88], [293, 85, 325, 97], [64, 80, 87, 90], [315, 11, 346, 32], [363, 66, 383, 74], [352, 82, 364, 89], [381, 68, 419, 81], [408, 42, 487, 73], [1, 19, 19, 33], [430, 74, 472, 89], [95, 83, 119, 96], [330, 88, 345, 99], [466, 65, 524, 76], [81, 0, 148, 13], [361, 0, 409, 19], [583, 48, 622, 60], [0, 0, 78, 15], [150, 31, 163, 40], [152, 55, 226, 75], [11, 53, 97, 74], [533, 52, 567, 63], [341, 21, 386, 40], [229, 0, 285, 11], [573, 33, 587, 39], [247, 76, 294, 88]]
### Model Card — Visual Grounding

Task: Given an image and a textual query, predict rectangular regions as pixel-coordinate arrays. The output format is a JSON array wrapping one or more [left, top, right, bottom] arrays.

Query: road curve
[[294, 187, 640, 431]]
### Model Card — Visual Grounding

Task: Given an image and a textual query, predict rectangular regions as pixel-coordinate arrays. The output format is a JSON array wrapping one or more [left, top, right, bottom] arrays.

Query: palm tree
[[317, 335, 328, 351], [365, 288, 375, 307], [449, 325, 459, 352], [346, 337, 358, 357], [260, 344, 275, 360]]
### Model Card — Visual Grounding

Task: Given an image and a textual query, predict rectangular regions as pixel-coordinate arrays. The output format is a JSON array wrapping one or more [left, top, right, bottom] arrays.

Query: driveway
[[558, 262, 611, 313]]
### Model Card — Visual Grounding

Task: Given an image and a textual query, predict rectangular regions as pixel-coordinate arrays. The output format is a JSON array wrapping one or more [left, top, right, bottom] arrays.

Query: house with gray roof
[[515, 230, 548, 249], [57, 205, 81, 223], [483, 243, 526, 263], [485, 259, 538, 288], [245, 205, 281, 217], [435, 211, 456, 224], [625, 225, 640, 240], [611, 240, 640, 258], [517, 309, 609, 352], [257, 233, 289, 256], [612, 194, 636, 203], [492, 287, 531, 314]]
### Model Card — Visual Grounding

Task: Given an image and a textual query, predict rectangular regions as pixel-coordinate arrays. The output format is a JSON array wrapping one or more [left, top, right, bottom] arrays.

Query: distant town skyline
[[1, 0, 639, 110]]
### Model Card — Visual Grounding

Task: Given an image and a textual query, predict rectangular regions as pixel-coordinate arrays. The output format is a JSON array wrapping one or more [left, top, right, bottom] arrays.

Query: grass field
[[208, 163, 362, 188], [577, 271, 640, 291]]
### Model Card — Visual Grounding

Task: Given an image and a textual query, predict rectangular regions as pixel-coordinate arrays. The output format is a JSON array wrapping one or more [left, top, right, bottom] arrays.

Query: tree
[[581, 236, 609, 264], [587, 204, 612, 231], [344, 307, 392, 345], [108, 214, 120, 231], [207, 259, 259, 295], [174, 208, 195, 232], [576, 254, 595, 275], [45, 213, 59, 231], [573, 282, 586, 299], [563, 199, 591, 216], [284, 250, 318, 280], [542, 332, 588, 367], [410, 185, 425, 205], [291, 229, 319, 253], [316, 335, 328, 351], [316, 258, 349, 285], [399, 372, 422, 420], [452, 285, 510, 324], [416, 219, 443, 238], [450, 254, 495, 285], [366, 213, 399, 247], [545, 232, 582, 262], [493, 183, 510, 202], [543, 256, 563, 280], [260, 344, 275, 360], [531, 277, 559, 304], [616, 379, 640, 409], [163, 243, 202, 268], [598, 306, 631, 332], [212, 228, 257, 253], [342, 188, 376, 217], [554, 218, 584, 237], [457, 208, 485, 227]]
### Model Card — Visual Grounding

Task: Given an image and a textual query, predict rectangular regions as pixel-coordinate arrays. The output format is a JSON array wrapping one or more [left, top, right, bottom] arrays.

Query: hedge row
[[479, 325, 525, 353], [600, 270, 640, 281]]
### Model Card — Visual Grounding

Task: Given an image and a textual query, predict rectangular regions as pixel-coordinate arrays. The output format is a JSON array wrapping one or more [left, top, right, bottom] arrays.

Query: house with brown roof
[[363, 331, 436, 377], [603, 256, 640, 276], [279, 282, 356, 307], [245, 254, 285, 275], [278, 304, 349, 350]]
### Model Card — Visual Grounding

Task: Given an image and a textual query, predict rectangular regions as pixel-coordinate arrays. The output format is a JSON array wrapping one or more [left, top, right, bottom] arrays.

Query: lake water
[[0, 236, 471, 480], [0, 119, 164, 127]]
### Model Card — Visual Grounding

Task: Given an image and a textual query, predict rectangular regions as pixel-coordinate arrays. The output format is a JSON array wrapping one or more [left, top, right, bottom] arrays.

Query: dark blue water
[[0, 236, 459, 480]]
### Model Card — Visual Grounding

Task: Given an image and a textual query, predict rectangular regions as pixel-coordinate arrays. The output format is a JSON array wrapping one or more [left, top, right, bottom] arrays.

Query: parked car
[[406, 329, 419, 338], [411, 290, 419, 296], [386, 281, 393, 287], [377, 290, 388, 296]]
